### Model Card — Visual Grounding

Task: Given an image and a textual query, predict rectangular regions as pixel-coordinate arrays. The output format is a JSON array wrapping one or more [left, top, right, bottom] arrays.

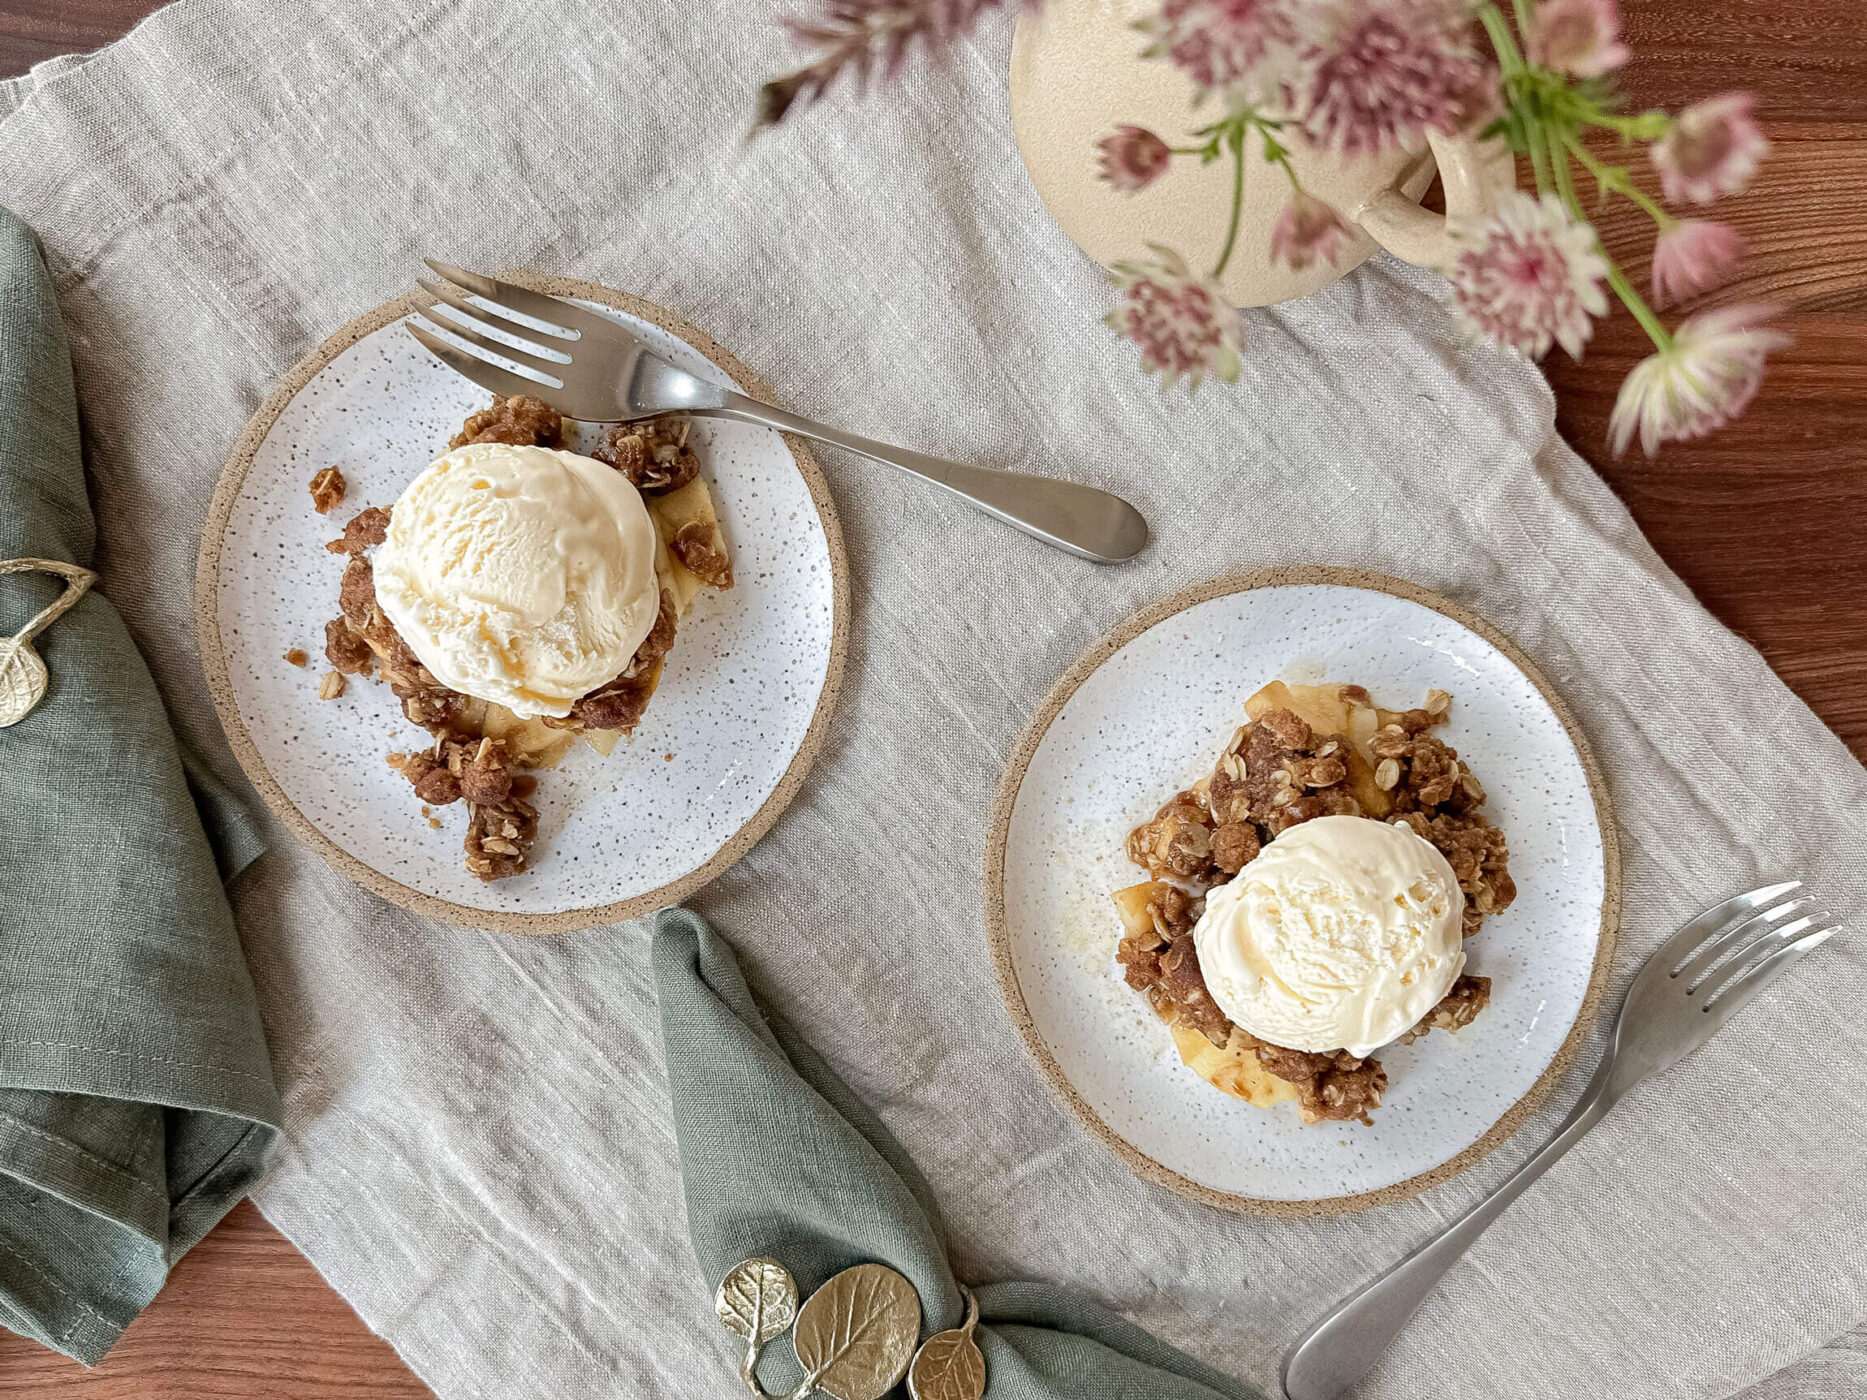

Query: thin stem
[[1211, 128, 1246, 279], [1605, 260, 1672, 349], [1550, 141, 1674, 350], [1566, 138, 1674, 229], [1508, 0, 1535, 52], [1524, 120, 1553, 194], [1477, 3, 1525, 72]]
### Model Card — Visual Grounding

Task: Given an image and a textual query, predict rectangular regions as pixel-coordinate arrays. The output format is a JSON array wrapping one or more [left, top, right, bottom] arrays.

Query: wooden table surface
[[0, 1, 1862, 1396]]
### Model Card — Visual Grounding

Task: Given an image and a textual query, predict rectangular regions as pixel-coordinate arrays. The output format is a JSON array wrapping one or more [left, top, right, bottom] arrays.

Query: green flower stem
[[1550, 143, 1674, 351], [1477, 3, 1526, 72], [1507, 0, 1535, 51], [1604, 259, 1673, 349], [1212, 127, 1246, 279], [1565, 137, 1675, 230]]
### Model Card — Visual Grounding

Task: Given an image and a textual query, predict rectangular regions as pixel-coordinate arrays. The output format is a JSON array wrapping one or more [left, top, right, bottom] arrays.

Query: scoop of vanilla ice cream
[[1193, 814, 1466, 1058], [372, 443, 660, 719]]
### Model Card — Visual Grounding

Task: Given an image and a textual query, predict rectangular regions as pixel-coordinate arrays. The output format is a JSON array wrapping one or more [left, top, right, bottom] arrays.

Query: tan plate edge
[[982, 566, 1622, 1217], [197, 274, 850, 935]]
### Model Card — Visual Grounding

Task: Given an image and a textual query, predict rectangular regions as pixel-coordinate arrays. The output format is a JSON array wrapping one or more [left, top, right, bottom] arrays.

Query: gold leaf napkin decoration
[[715, 1257, 981, 1400], [0, 558, 95, 727]]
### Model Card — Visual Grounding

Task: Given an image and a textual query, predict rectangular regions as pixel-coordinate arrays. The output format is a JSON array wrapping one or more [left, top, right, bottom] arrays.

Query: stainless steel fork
[[1281, 881, 1838, 1400], [405, 260, 1151, 564]]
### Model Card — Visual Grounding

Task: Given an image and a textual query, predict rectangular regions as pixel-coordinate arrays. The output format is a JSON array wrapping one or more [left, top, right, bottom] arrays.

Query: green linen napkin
[[0, 206, 282, 1366], [655, 907, 1263, 1400]]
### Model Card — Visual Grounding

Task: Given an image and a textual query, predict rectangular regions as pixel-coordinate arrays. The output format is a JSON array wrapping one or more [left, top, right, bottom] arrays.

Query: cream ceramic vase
[[1009, 0, 1516, 307]]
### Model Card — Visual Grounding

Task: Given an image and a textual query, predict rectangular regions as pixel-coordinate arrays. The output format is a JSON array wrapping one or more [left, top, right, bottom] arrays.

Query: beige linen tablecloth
[[0, 1, 1861, 1395]]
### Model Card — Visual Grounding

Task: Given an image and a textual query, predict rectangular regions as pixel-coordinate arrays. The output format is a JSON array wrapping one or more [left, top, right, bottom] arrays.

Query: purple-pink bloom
[[1651, 92, 1769, 204], [1447, 192, 1609, 360], [1650, 219, 1744, 305], [1137, 0, 1301, 107], [1097, 125, 1174, 192], [1104, 244, 1243, 387], [1527, 0, 1630, 79], [1298, 0, 1495, 156], [1608, 304, 1789, 455], [1270, 190, 1354, 271]]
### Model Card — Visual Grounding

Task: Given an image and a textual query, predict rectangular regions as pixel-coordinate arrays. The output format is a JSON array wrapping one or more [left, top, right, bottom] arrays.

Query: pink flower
[[1527, 0, 1630, 79], [1298, 0, 1495, 156], [1650, 219, 1744, 304], [1608, 304, 1790, 455], [1270, 190, 1353, 271], [1447, 192, 1609, 359], [1104, 245, 1243, 387], [1651, 92, 1769, 204], [1137, 0, 1301, 107], [1097, 126, 1173, 192]]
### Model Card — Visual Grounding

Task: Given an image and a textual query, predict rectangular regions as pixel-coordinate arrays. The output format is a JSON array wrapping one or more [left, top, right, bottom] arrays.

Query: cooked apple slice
[[646, 476, 730, 616], [1169, 1025, 1299, 1109]]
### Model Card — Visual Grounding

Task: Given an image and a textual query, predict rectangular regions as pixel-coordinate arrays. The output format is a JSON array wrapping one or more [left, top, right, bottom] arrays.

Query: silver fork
[[1281, 881, 1838, 1400], [405, 260, 1150, 564]]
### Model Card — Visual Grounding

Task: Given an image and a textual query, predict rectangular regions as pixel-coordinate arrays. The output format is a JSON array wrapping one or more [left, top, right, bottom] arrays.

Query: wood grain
[[0, 1202, 430, 1397], [0, 0, 1861, 1396]]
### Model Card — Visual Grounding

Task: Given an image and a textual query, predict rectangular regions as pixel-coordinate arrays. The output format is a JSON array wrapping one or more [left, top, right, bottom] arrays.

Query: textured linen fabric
[[656, 907, 1262, 1400], [0, 1, 1861, 1396], [0, 207, 281, 1364]]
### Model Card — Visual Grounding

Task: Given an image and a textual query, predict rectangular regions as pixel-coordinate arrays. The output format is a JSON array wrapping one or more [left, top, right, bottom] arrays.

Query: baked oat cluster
[[312, 394, 732, 882], [1112, 682, 1514, 1125]]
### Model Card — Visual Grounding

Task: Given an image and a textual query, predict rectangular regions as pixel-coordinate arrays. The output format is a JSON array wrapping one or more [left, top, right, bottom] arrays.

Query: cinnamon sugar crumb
[[284, 648, 309, 668]]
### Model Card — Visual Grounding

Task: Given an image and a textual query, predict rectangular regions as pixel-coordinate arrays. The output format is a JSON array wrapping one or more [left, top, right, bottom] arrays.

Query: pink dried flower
[[1447, 192, 1609, 360], [1104, 245, 1243, 387], [1098, 126, 1174, 192], [1137, 0, 1301, 108], [1650, 219, 1744, 305], [1608, 304, 1789, 455], [1298, 0, 1495, 156], [1527, 0, 1630, 79], [757, 0, 1025, 128], [1270, 190, 1353, 271], [1651, 92, 1769, 205]]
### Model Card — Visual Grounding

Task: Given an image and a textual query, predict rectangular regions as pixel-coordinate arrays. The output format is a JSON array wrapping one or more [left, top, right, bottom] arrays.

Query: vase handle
[[1347, 129, 1516, 270]]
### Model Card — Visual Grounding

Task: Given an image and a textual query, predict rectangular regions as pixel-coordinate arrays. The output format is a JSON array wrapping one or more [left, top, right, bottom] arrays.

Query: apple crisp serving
[[1111, 682, 1513, 1125], [316, 395, 732, 881]]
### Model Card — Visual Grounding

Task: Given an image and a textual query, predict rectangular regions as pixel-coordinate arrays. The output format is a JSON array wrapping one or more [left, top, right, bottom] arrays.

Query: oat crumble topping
[[1112, 682, 1511, 1125]]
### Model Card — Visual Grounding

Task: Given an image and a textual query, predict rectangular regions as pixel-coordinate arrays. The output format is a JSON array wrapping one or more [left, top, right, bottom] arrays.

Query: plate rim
[[982, 566, 1621, 1216], [196, 273, 850, 934]]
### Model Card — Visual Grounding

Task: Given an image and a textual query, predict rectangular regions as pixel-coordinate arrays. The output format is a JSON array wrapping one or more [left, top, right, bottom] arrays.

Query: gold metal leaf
[[790, 1262, 921, 1400], [0, 558, 94, 728], [0, 636, 47, 728], [907, 1283, 984, 1400], [716, 1257, 800, 1346], [907, 1330, 985, 1400]]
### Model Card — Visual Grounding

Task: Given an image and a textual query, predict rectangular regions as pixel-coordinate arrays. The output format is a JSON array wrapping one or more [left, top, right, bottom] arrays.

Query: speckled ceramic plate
[[199, 276, 847, 934], [985, 569, 1618, 1215]]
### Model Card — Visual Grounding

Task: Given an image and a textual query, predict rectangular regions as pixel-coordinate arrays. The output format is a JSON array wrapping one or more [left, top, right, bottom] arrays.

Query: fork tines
[[407, 260, 586, 402], [1669, 880, 1838, 1013]]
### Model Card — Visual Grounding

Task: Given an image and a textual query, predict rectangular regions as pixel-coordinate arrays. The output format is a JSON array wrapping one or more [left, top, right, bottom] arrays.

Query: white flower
[[1608, 304, 1790, 455], [1447, 192, 1609, 360], [1104, 244, 1243, 387]]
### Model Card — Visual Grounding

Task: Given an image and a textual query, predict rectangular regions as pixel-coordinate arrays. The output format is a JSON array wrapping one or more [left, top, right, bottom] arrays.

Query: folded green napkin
[[655, 908, 1263, 1400], [0, 206, 282, 1365]]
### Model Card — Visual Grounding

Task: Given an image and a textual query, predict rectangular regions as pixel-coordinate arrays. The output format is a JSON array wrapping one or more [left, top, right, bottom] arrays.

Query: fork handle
[[1281, 1064, 1617, 1400], [693, 392, 1150, 565]]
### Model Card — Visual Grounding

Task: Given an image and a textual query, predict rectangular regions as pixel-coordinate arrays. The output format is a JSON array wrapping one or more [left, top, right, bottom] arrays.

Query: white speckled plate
[[199, 277, 847, 934], [985, 569, 1618, 1215]]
